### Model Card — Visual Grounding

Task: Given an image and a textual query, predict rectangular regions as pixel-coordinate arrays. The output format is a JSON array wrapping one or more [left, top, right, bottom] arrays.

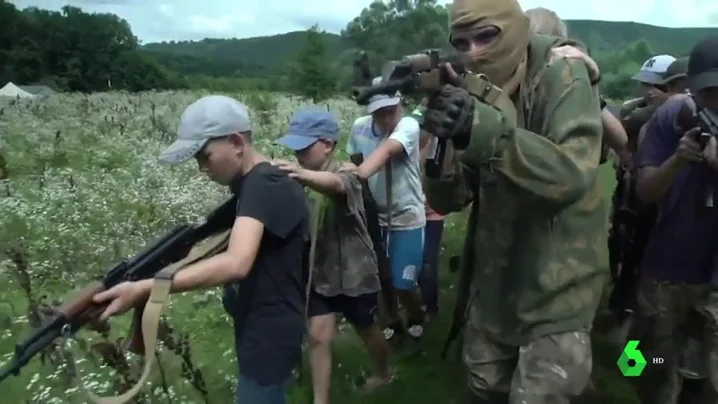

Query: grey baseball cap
[[159, 95, 252, 165]]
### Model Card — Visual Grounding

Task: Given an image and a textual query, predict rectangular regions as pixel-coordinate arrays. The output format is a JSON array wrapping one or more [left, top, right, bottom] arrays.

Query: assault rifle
[[351, 50, 471, 179], [349, 153, 398, 321], [440, 201, 478, 360], [351, 50, 466, 106], [0, 196, 237, 384], [677, 95, 718, 147], [677, 95, 718, 208]]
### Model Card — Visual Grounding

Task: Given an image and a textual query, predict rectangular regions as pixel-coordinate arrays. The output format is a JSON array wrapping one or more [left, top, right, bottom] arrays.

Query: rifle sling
[[441, 199, 479, 359], [385, 158, 393, 252], [82, 228, 232, 404]]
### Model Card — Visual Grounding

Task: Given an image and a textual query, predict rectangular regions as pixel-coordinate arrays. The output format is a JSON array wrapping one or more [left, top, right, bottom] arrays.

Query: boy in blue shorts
[[345, 82, 427, 352]]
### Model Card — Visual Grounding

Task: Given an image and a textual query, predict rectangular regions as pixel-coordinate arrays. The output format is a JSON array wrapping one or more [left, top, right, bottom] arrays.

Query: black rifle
[[677, 95, 718, 208], [0, 196, 237, 384], [349, 153, 399, 322], [677, 95, 718, 148], [441, 201, 478, 360], [351, 50, 471, 179]]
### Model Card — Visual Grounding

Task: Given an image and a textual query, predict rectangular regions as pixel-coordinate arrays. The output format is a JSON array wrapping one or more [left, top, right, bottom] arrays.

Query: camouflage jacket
[[425, 34, 608, 345], [312, 165, 381, 297]]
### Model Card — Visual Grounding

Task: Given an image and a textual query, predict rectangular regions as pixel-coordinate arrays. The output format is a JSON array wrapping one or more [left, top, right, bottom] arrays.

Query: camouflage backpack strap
[[464, 74, 518, 127], [81, 229, 232, 404]]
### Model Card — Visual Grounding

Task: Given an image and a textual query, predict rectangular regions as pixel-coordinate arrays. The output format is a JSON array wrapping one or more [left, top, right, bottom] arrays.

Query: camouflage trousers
[[462, 303, 592, 404], [629, 277, 718, 404]]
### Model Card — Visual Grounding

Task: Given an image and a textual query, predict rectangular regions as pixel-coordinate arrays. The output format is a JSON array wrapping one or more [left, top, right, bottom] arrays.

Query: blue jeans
[[419, 219, 444, 314], [236, 374, 288, 404]]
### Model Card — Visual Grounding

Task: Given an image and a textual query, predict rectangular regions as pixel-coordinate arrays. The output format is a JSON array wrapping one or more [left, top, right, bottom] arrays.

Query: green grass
[[0, 91, 636, 403]]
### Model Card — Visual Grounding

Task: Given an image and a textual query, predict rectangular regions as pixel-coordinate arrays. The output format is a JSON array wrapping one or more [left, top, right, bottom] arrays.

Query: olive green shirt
[[312, 166, 381, 297]]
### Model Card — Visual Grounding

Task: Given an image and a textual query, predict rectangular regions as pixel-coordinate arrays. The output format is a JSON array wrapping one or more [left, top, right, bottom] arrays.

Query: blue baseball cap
[[275, 108, 340, 151]]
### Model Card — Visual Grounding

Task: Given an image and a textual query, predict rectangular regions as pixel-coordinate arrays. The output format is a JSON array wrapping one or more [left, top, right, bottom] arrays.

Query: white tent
[[0, 82, 36, 99]]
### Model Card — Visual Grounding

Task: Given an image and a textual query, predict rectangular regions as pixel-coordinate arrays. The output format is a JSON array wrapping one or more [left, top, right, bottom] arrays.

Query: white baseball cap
[[159, 95, 252, 165], [367, 76, 401, 114], [631, 55, 676, 84]]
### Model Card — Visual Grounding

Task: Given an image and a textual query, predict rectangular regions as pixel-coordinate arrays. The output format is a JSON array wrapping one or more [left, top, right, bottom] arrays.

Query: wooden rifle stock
[[0, 196, 235, 392]]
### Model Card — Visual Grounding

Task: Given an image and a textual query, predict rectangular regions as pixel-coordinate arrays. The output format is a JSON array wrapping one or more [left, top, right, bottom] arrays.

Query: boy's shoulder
[[397, 116, 420, 131], [351, 115, 372, 132]]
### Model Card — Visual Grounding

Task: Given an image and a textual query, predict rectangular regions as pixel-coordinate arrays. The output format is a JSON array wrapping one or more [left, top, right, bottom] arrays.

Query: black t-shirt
[[222, 161, 308, 385]]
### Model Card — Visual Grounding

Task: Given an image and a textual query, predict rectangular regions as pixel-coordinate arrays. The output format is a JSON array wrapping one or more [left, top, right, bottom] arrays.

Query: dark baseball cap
[[659, 58, 688, 84], [275, 107, 340, 151], [688, 35, 718, 93]]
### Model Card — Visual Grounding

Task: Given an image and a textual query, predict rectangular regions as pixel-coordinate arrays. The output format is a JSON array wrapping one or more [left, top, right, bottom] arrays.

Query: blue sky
[[13, 0, 718, 44]]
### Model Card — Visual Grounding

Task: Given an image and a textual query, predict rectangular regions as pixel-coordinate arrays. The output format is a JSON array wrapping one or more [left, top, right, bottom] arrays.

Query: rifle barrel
[[0, 322, 63, 383]]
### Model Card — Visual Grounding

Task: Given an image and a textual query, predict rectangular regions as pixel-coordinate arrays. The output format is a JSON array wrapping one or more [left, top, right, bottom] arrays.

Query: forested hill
[[141, 17, 713, 97], [2, 0, 715, 100], [143, 32, 345, 79], [143, 20, 711, 74], [563, 20, 713, 55]]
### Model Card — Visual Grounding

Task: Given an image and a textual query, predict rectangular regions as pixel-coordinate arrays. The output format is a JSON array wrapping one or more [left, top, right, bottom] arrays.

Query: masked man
[[422, 0, 607, 402]]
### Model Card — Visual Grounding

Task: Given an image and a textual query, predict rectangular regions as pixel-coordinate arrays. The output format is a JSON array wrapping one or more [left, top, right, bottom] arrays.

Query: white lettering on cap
[[640, 54, 676, 74]]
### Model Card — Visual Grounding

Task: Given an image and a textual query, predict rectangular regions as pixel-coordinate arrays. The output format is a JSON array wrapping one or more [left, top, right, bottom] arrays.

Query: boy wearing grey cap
[[93, 95, 309, 404], [274, 107, 393, 402]]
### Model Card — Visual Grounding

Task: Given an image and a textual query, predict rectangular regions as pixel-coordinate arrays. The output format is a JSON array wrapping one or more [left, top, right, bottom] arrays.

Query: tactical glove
[[424, 84, 474, 149]]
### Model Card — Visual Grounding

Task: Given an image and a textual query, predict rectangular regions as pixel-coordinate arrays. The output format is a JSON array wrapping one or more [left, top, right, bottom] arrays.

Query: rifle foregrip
[[58, 281, 105, 318], [123, 304, 147, 354]]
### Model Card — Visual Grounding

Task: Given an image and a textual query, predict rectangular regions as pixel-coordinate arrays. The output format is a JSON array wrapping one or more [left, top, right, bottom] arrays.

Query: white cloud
[[11, 0, 718, 43]]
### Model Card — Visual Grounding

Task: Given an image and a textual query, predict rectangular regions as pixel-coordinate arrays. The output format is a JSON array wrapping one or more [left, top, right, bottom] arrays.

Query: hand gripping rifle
[[351, 50, 503, 179], [352, 50, 469, 180], [0, 196, 237, 402], [677, 95, 718, 208]]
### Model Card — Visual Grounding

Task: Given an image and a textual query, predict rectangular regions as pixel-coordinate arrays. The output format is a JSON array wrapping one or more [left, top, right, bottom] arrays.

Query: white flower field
[[0, 90, 388, 403], [0, 90, 627, 404]]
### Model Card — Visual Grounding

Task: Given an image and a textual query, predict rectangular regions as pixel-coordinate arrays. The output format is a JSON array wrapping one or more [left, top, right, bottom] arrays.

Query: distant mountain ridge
[[141, 20, 713, 80]]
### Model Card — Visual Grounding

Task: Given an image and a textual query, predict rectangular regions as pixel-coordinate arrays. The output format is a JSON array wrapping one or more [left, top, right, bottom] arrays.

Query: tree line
[[0, 2, 183, 92], [0, 0, 708, 100]]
